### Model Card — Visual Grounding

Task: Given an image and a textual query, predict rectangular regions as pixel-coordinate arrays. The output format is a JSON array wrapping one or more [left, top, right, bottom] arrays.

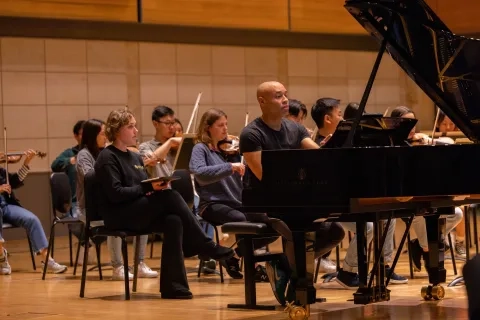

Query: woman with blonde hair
[[94, 108, 233, 299]]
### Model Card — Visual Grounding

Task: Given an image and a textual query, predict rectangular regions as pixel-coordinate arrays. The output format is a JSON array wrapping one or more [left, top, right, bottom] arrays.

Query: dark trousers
[[268, 218, 344, 273], [104, 189, 213, 294], [202, 203, 278, 256]]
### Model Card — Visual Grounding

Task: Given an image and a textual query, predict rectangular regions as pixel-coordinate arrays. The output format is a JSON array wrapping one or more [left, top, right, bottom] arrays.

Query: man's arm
[[242, 151, 262, 181], [239, 127, 263, 181], [300, 137, 320, 149], [51, 149, 74, 172]]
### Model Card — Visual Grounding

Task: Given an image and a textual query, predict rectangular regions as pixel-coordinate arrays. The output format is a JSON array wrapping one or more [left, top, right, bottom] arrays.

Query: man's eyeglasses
[[156, 120, 176, 127]]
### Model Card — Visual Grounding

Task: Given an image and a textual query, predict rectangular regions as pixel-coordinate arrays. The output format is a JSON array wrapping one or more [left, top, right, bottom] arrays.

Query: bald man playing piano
[[239, 81, 345, 306]]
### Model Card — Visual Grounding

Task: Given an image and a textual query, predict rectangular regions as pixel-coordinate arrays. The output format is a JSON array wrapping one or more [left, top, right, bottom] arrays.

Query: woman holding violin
[[0, 149, 67, 275], [189, 108, 272, 280]]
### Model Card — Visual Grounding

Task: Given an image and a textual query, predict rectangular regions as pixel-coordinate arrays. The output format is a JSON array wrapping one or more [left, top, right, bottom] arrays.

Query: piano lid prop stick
[[185, 92, 203, 134]]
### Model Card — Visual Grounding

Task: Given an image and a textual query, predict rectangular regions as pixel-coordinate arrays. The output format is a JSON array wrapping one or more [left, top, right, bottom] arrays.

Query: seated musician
[[50, 120, 85, 257], [94, 108, 233, 299], [343, 102, 361, 120], [390, 106, 463, 271], [239, 81, 345, 305], [189, 108, 271, 281], [138, 106, 181, 182], [436, 111, 466, 257], [0, 150, 67, 275], [76, 119, 157, 280], [285, 99, 314, 136], [311, 98, 407, 289], [139, 106, 216, 272]]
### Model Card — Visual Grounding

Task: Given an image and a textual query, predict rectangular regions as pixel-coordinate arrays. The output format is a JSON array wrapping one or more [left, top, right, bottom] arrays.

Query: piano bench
[[221, 222, 282, 311]]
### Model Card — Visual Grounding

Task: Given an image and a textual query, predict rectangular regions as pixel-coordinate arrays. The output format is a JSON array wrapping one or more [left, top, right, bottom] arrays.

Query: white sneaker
[[42, 259, 68, 274], [112, 266, 133, 281], [137, 262, 158, 278], [0, 248, 11, 275], [76, 246, 98, 266], [317, 258, 337, 274]]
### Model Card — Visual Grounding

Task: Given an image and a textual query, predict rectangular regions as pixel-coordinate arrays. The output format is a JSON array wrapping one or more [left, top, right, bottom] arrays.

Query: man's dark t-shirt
[[239, 117, 310, 188]]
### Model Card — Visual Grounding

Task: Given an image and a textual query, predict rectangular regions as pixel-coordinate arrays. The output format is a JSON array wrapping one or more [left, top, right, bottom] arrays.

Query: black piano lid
[[344, 0, 480, 142]]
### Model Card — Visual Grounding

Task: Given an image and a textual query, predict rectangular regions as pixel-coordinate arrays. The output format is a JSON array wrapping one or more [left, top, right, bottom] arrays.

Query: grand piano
[[241, 0, 480, 318]]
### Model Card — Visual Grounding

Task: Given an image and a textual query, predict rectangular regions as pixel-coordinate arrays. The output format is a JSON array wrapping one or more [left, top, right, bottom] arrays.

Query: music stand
[[323, 116, 417, 148], [172, 133, 196, 171]]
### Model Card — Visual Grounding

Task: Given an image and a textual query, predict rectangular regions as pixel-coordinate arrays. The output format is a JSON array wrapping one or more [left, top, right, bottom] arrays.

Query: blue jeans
[[108, 235, 148, 268], [2, 204, 49, 253]]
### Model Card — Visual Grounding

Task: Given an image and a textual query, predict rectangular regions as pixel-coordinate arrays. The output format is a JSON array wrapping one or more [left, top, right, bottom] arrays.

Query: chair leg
[[95, 242, 103, 280], [335, 245, 340, 271], [133, 235, 141, 293], [121, 237, 130, 300], [42, 222, 56, 280], [79, 230, 91, 298], [69, 230, 73, 267], [314, 258, 320, 283], [448, 233, 457, 276], [150, 234, 154, 259], [214, 226, 224, 283], [26, 233, 36, 270], [73, 238, 82, 276]]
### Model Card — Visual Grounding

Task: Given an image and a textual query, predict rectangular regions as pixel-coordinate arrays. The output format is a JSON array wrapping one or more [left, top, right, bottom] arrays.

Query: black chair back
[[84, 170, 103, 223], [50, 172, 72, 218], [170, 169, 194, 209]]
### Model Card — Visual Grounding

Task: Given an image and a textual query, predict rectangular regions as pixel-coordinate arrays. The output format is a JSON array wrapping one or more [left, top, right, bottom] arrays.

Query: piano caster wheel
[[284, 302, 310, 320], [431, 285, 445, 300], [421, 285, 445, 300], [421, 285, 432, 300]]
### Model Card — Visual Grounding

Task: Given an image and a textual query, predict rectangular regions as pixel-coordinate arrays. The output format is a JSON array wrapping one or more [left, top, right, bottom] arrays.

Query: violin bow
[[4, 127, 9, 186], [186, 92, 202, 134]]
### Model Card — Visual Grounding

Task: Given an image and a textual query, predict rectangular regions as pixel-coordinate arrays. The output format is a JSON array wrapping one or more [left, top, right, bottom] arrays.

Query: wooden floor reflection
[[0, 235, 470, 320]]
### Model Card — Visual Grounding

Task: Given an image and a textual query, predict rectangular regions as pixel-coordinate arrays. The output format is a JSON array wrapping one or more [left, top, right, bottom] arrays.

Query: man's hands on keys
[[232, 163, 245, 176]]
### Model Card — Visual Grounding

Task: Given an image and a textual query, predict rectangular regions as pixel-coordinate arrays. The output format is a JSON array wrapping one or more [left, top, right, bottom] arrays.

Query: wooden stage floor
[[0, 236, 470, 320]]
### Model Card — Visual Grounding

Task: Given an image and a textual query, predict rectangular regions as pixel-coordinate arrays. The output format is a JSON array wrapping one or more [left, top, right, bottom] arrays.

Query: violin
[[217, 135, 240, 155], [0, 150, 47, 164]]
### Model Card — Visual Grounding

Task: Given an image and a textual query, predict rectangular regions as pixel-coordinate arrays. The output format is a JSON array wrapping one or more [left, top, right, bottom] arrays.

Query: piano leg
[[353, 215, 392, 304], [421, 215, 447, 300], [283, 231, 316, 320]]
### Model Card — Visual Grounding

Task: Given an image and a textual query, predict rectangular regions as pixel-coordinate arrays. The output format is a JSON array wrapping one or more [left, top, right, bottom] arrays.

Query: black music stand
[[323, 116, 417, 148], [172, 134, 195, 171]]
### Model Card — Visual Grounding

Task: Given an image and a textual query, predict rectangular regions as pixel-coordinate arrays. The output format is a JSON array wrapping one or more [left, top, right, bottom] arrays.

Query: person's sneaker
[[265, 258, 290, 306], [455, 240, 467, 258], [202, 243, 234, 261], [42, 259, 67, 274], [137, 262, 158, 278], [385, 265, 408, 284], [0, 248, 11, 275], [112, 265, 133, 281], [335, 269, 359, 290], [317, 257, 337, 273], [220, 257, 243, 279], [254, 264, 269, 282], [409, 239, 423, 272]]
